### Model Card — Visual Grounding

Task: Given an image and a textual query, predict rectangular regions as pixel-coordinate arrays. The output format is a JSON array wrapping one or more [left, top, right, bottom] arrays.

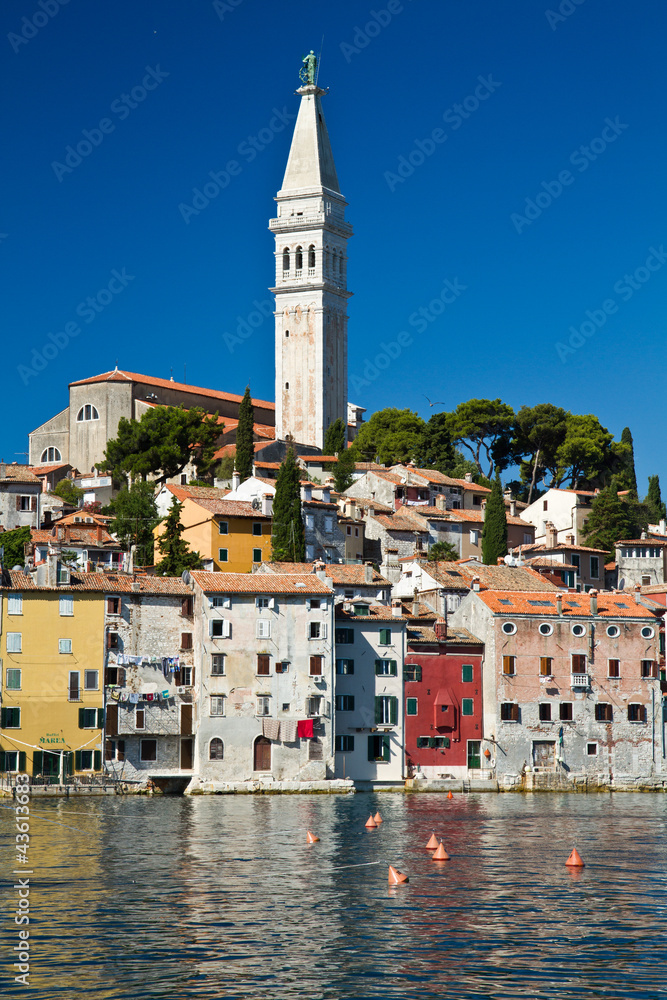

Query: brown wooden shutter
[[180, 633, 192, 650], [309, 655, 322, 676], [257, 654, 270, 675], [16, 495, 21, 511], [106, 704, 118, 736], [181, 704, 192, 735], [31, 495, 37, 511]]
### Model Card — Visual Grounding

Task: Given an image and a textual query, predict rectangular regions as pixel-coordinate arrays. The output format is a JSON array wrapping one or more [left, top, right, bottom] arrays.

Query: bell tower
[[269, 51, 352, 451]]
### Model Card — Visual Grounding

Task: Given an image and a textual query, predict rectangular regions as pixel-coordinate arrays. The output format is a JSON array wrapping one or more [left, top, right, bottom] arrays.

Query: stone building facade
[[0, 465, 41, 535]]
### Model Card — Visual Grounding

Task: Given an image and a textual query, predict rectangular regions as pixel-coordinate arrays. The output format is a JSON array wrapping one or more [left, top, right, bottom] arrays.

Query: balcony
[[570, 673, 591, 689]]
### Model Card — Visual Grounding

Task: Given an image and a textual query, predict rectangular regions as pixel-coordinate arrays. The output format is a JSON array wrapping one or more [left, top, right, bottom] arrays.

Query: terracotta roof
[[527, 557, 579, 571], [302, 499, 338, 509], [4, 570, 190, 595], [69, 370, 275, 411], [395, 504, 458, 521], [257, 562, 315, 574], [0, 464, 41, 484], [447, 508, 531, 528], [254, 462, 281, 470], [58, 511, 112, 526], [617, 539, 667, 547], [324, 565, 390, 586], [29, 463, 70, 476], [521, 542, 608, 555], [344, 497, 395, 514], [190, 571, 331, 595], [456, 564, 560, 592], [299, 456, 339, 463], [475, 590, 657, 619], [372, 514, 428, 533], [164, 484, 230, 502], [186, 498, 271, 519], [336, 600, 434, 621], [407, 624, 482, 645]]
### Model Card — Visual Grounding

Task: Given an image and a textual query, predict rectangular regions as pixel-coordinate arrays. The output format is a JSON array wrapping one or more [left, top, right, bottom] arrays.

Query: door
[[254, 736, 271, 771], [180, 738, 193, 770], [106, 704, 118, 737], [181, 704, 192, 736], [532, 741, 555, 769], [467, 740, 481, 770], [42, 751, 60, 778]]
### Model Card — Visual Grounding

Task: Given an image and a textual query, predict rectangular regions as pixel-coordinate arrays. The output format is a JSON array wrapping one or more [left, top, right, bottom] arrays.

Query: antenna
[[315, 35, 324, 86]]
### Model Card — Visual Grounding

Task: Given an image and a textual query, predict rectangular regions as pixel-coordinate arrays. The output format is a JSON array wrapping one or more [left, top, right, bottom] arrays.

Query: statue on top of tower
[[299, 50, 316, 85]]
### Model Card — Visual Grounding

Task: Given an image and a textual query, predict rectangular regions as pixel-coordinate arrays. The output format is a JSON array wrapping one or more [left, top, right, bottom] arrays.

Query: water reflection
[[1, 792, 666, 998]]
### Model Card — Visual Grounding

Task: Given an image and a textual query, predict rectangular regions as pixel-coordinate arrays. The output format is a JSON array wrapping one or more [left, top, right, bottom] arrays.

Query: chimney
[[634, 584, 641, 605], [497, 557, 504, 566], [364, 562, 373, 584], [46, 544, 60, 586], [301, 483, 312, 502], [435, 494, 447, 511], [545, 522, 558, 549], [391, 598, 402, 618], [412, 587, 420, 617], [261, 493, 272, 517], [131, 579, 141, 592], [464, 472, 473, 483], [660, 519, 666, 535], [367, 503, 375, 518], [510, 500, 516, 517], [565, 534, 574, 546], [434, 618, 447, 641], [481, 500, 487, 521], [556, 594, 562, 616], [589, 589, 598, 615], [321, 486, 331, 503], [472, 575, 480, 592], [232, 469, 240, 490]]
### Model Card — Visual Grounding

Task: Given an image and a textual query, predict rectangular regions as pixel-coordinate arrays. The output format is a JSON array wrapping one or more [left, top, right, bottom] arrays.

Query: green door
[[467, 740, 481, 770]]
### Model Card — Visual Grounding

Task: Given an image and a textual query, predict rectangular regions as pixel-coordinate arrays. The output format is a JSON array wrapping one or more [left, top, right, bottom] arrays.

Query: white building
[[520, 488, 598, 546]]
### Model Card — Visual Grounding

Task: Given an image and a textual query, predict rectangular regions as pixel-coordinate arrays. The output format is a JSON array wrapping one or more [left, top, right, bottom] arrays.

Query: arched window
[[40, 447, 62, 463], [77, 404, 99, 422], [209, 738, 224, 761], [308, 245, 316, 269], [295, 246, 303, 271], [282, 248, 290, 273]]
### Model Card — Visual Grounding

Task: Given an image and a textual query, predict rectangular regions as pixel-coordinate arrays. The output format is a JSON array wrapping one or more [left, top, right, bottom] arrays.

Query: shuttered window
[[461, 664, 473, 683], [257, 654, 270, 675]]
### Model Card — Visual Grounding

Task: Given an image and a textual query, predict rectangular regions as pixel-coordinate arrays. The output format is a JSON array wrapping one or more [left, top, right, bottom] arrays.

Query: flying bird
[[423, 395, 446, 407]]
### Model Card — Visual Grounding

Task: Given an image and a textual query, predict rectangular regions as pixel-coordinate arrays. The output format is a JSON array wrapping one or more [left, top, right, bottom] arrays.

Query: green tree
[[350, 408, 426, 465], [582, 484, 638, 557], [107, 482, 160, 567], [154, 498, 203, 576], [0, 526, 31, 570], [508, 403, 569, 503], [271, 449, 306, 562], [481, 471, 508, 565], [235, 386, 254, 482], [613, 427, 638, 495], [333, 445, 355, 493], [645, 475, 666, 524], [214, 454, 235, 481], [428, 541, 459, 562], [100, 405, 220, 486], [414, 412, 456, 472], [54, 479, 85, 506], [446, 398, 515, 478], [324, 417, 347, 457], [551, 414, 614, 489]]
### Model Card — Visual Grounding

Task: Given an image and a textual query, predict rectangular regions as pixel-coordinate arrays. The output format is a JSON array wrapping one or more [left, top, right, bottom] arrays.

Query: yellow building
[[154, 486, 272, 572], [0, 567, 106, 780]]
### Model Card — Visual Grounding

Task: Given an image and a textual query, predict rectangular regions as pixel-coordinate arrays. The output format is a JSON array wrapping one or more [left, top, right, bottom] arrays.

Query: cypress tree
[[582, 484, 636, 557], [235, 385, 254, 482], [646, 475, 667, 523], [155, 498, 203, 576], [271, 449, 306, 562], [619, 427, 638, 495], [323, 418, 346, 457], [333, 444, 355, 493], [481, 471, 508, 565]]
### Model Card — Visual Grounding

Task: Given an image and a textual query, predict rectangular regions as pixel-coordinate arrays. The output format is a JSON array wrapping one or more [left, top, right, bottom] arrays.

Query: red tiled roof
[[372, 514, 428, 533], [254, 462, 281, 470], [29, 463, 70, 476], [521, 542, 608, 555], [163, 484, 229, 502], [69, 369, 275, 411], [4, 570, 190, 595], [476, 590, 656, 618], [325, 565, 390, 586], [617, 538, 667, 547], [299, 455, 339, 463], [190, 571, 331, 595], [0, 464, 41, 484], [407, 624, 482, 645], [336, 600, 435, 621], [447, 508, 530, 528], [186, 498, 271, 519]]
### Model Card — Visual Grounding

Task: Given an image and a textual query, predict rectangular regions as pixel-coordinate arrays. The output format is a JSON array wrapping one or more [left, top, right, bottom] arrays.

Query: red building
[[404, 619, 486, 781]]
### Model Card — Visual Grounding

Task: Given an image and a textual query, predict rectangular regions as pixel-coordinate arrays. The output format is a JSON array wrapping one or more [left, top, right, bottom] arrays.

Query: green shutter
[[19, 751, 26, 772], [75, 750, 82, 771], [65, 752, 74, 777], [367, 735, 376, 761], [390, 697, 398, 725], [374, 659, 382, 675], [462, 664, 473, 683], [94, 750, 102, 772], [0, 708, 5, 729], [78, 708, 85, 729], [379, 628, 390, 645], [382, 734, 390, 761], [374, 697, 382, 724], [32, 751, 42, 775], [443, 737, 451, 748], [390, 660, 397, 676], [406, 698, 417, 716], [0, 750, 5, 770], [428, 737, 436, 748], [462, 698, 473, 716], [97, 708, 105, 729]]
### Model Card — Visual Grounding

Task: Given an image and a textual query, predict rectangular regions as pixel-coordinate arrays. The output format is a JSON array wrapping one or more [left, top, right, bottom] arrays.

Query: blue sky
[[2, 0, 665, 492]]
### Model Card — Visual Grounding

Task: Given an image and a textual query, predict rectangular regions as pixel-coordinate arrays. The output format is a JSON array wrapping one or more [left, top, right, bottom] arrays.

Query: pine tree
[[333, 444, 355, 493], [582, 484, 637, 557], [154, 498, 203, 576], [235, 386, 254, 482], [323, 418, 346, 457], [646, 475, 667, 524], [481, 471, 508, 565], [271, 449, 306, 562], [617, 427, 638, 495]]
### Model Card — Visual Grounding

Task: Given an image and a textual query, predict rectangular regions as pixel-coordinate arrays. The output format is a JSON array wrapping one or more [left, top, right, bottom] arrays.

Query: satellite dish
[[251, 497, 261, 510], [181, 570, 191, 584]]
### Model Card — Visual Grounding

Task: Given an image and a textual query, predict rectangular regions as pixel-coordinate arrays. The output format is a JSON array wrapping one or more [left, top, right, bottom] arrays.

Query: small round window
[[538, 622, 553, 636], [641, 626, 655, 639], [571, 623, 586, 637], [606, 625, 620, 638], [502, 622, 517, 635]]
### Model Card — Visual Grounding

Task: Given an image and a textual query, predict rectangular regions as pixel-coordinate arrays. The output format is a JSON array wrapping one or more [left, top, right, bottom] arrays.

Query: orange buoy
[[374, 811, 383, 824], [447, 790, 453, 800], [306, 830, 320, 843], [388, 865, 409, 885], [426, 832, 439, 850], [432, 841, 451, 861], [365, 814, 378, 829], [565, 847, 585, 868]]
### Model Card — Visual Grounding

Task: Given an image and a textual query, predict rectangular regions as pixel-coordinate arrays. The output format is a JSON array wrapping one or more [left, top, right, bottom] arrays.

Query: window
[[590, 556, 599, 579], [6, 668, 21, 690], [543, 500, 548, 511], [7, 633, 22, 653], [218, 548, 228, 562], [627, 703, 645, 723], [571, 654, 587, 673], [308, 599, 322, 610], [295, 246, 303, 270], [305, 514, 315, 529], [608, 659, 620, 678], [540, 657, 553, 676], [641, 626, 655, 639], [470, 530, 479, 545], [500, 703, 520, 722], [135, 709, 145, 730], [606, 624, 620, 638], [308, 244, 316, 269], [586, 743, 598, 756], [253, 548, 262, 563], [503, 656, 516, 676], [77, 404, 99, 421], [461, 698, 473, 716], [282, 247, 290, 272], [324, 516, 333, 534], [138, 739, 156, 762], [210, 619, 231, 638], [539, 703, 552, 722], [180, 633, 193, 651], [335, 695, 355, 711], [368, 733, 390, 762], [68, 670, 80, 701], [209, 738, 224, 760], [84, 670, 98, 691], [211, 596, 231, 608], [375, 659, 397, 676], [559, 702, 573, 721], [218, 521, 229, 534], [335, 735, 354, 752], [502, 622, 517, 635], [406, 697, 418, 716], [107, 631, 119, 650], [79, 707, 101, 729], [642, 576, 651, 586], [107, 597, 121, 616], [461, 664, 473, 683], [257, 654, 270, 675], [595, 703, 613, 722], [379, 628, 391, 646], [79, 750, 95, 770], [538, 622, 553, 636], [8, 594, 22, 615], [256, 620, 271, 639], [336, 659, 354, 674], [571, 554, 580, 571], [179, 665, 193, 686], [405, 664, 422, 682], [181, 596, 193, 617], [1, 707, 21, 728], [335, 628, 354, 644], [256, 696, 271, 716], [252, 522, 263, 536], [17, 495, 36, 512], [353, 604, 369, 616], [641, 659, 656, 679], [309, 655, 323, 676], [59, 639, 72, 654], [308, 621, 326, 639], [59, 595, 73, 616], [210, 696, 226, 716], [571, 624, 586, 638], [211, 654, 225, 675], [40, 447, 62, 463], [375, 696, 398, 725]]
